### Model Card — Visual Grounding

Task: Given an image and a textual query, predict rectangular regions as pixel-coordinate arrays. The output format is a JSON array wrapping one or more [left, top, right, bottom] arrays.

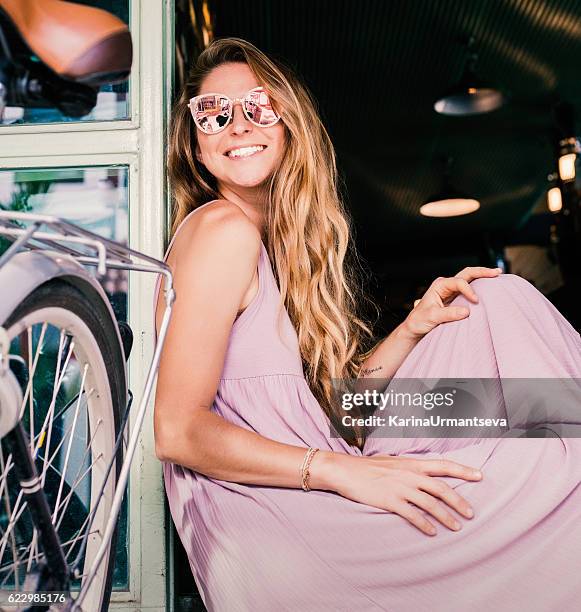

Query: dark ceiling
[[178, 0, 581, 321]]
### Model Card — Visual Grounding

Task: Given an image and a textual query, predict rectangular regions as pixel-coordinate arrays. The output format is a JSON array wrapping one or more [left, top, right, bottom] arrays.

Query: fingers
[[403, 465, 481, 534], [426, 304, 470, 325], [393, 501, 437, 536], [454, 266, 502, 283], [415, 269, 499, 312], [425, 306, 470, 327], [415, 267, 503, 326], [417, 476, 474, 520], [431, 276, 479, 304], [376, 458, 483, 536], [428, 268, 503, 308], [419, 459, 483, 481], [407, 490, 462, 532]]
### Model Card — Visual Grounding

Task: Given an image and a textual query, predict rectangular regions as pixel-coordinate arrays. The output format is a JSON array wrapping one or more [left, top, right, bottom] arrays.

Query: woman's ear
[[195, 144, 204, 165]]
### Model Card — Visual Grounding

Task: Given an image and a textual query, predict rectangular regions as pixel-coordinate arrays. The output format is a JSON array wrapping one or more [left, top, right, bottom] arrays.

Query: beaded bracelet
[[300, 447, 320, 491]]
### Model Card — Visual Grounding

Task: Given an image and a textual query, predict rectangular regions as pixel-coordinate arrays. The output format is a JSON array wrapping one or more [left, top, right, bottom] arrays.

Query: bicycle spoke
[[28, 342, 71, 463], [49, 390, 93, 438], [18, 322, 48, 429], [1, 299, 123, 608], [37, 389, 94, 481], [54, 445, 103, 532], [8, 330, 77, 542], [39, 331, 75, 488], [0, 448, 20, 589], [1, 328, 78, 585], [0, 495, 28, 584], [0, 527, 100, 585], [26, 529, 38, 574], [64, 513, 96, 561], [27, 326, 33, 448], [0, 452, 15, 500], [52, 363, 89, 526], [28, 388, 90, 454]]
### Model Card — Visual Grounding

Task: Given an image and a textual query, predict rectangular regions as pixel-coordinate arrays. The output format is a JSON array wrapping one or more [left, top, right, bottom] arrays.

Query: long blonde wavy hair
[[168, 37, 378, 447]]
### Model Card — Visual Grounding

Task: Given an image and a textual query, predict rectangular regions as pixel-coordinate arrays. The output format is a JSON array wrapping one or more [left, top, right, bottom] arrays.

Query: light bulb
[[547, 187, 562, 212], [558, 153, 576, 182]]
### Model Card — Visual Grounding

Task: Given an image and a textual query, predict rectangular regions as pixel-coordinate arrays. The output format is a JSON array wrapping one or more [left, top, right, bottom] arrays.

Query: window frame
[[0, 1, 172, 608], [0, 3, 140, 134]]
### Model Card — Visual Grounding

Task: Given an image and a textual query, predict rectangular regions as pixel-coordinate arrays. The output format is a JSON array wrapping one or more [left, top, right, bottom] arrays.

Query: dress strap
[[161, 199, 222, 263]]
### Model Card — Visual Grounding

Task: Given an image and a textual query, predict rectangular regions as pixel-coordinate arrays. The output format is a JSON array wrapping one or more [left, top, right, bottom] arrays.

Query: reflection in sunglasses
[[189, 87, 280, 134]]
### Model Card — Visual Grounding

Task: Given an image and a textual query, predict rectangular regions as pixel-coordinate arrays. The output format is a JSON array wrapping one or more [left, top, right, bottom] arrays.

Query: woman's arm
[[358, 322, 420, 381], [357, 268, 502, 389], [153, 204, 481, 535], [159, 407, 339, 489], [350, 323, 420, 397], [154, 201, 332, 487]]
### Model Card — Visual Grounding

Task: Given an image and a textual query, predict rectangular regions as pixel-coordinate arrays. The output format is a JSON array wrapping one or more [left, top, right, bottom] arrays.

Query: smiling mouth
[[224, 145, 267, 159]]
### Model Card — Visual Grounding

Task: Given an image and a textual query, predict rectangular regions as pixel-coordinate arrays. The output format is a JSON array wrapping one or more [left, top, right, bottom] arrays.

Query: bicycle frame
[[0, 210, 176, 610]]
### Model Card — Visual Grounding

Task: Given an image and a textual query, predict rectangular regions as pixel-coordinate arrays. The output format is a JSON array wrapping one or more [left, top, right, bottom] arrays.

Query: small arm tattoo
[[360, 365, 383, 377]]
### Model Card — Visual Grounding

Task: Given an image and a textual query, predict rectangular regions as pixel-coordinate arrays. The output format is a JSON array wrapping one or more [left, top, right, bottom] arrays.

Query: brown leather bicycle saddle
[[0, 0, 131, 85]]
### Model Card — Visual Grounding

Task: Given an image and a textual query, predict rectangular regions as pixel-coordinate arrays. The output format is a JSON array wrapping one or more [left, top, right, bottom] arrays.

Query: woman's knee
[[464, 273, 536, 307]]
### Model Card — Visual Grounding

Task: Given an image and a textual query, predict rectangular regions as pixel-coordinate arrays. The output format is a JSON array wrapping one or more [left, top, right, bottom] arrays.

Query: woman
[[154, 37, 581, 611]]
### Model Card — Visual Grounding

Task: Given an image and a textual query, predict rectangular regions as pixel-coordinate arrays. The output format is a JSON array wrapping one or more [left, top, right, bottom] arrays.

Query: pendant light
[[547, 185, 563, 212], [420, 157, 480, 218], [434, 37, 505, 116], [558, 137, 579, 182]]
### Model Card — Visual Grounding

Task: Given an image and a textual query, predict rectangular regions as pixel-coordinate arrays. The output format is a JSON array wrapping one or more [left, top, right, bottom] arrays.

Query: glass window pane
[[0, 166, 130, 590], [1, 1, 131, 126]]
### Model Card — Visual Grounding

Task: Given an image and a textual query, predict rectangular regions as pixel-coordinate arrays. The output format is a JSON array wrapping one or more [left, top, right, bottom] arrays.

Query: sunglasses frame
[[187, 86, 281, 134]]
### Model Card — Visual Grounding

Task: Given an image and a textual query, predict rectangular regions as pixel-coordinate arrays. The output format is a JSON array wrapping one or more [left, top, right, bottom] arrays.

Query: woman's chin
[[227, 171, 272, 188]]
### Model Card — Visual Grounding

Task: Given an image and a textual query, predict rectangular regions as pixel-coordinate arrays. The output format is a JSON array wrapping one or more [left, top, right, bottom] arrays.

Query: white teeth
[[226, 145, 265, 158]]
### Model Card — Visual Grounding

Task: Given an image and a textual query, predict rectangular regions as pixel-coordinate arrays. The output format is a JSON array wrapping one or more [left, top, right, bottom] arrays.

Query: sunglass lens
[[244, 88, 279, 126], [191, 94, 231, 133]]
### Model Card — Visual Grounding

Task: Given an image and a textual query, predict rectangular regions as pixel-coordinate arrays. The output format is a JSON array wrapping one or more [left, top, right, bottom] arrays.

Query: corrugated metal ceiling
[[202, 0, 580, 276]]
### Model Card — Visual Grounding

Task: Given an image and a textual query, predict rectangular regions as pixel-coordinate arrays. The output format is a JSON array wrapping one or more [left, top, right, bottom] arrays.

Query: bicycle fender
[[0, 250, 126, 360]]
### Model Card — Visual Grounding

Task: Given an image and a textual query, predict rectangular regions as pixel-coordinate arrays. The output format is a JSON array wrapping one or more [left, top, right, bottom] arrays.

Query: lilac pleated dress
[[154, 200, 581, 612]]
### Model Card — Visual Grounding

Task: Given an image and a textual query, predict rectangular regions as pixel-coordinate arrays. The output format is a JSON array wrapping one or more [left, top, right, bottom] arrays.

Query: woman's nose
[[229, 102, 251, 134]]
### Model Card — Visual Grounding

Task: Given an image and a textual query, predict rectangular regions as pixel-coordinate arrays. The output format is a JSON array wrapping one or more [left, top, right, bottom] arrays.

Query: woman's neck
[[217, 183, 267, 239]]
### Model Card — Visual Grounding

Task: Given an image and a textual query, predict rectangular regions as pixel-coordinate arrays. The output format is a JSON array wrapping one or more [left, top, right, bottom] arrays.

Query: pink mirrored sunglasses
[[187, 86, 281, 134]]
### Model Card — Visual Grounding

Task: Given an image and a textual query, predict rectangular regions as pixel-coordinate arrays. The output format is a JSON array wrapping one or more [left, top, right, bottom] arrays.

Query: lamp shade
[[547, 186, 562, 212], [434, 87, 504, 116], [434, 58, 505, 116], [420, 197, 480, 217], [420, 182, 480, 217]]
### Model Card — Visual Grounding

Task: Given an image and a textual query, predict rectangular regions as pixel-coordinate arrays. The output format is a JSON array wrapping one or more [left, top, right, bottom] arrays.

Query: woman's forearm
[[156, 324, 420, 491], [358, 321, 420, 385], [157, 409, 340, 490]]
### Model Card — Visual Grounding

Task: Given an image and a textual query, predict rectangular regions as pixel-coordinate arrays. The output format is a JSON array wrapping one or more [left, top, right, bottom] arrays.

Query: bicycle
[[0, 2, 176, 610]]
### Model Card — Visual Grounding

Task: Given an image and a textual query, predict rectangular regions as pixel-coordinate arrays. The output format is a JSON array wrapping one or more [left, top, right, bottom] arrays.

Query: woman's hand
[[404, 266, 502, 340], [321, 453, 482, 535]]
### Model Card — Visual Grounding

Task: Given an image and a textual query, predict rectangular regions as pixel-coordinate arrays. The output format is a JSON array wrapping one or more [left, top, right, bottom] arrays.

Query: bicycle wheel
[[0, 278, 126, 611]]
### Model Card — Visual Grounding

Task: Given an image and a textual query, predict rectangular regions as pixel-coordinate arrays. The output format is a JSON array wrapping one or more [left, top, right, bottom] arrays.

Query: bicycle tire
[[2, 278, 126, 612]]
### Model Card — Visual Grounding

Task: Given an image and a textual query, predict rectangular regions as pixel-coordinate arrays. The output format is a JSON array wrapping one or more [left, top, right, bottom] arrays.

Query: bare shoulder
[[168, 199, 261, 268], [155, 200, 262, 331]]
